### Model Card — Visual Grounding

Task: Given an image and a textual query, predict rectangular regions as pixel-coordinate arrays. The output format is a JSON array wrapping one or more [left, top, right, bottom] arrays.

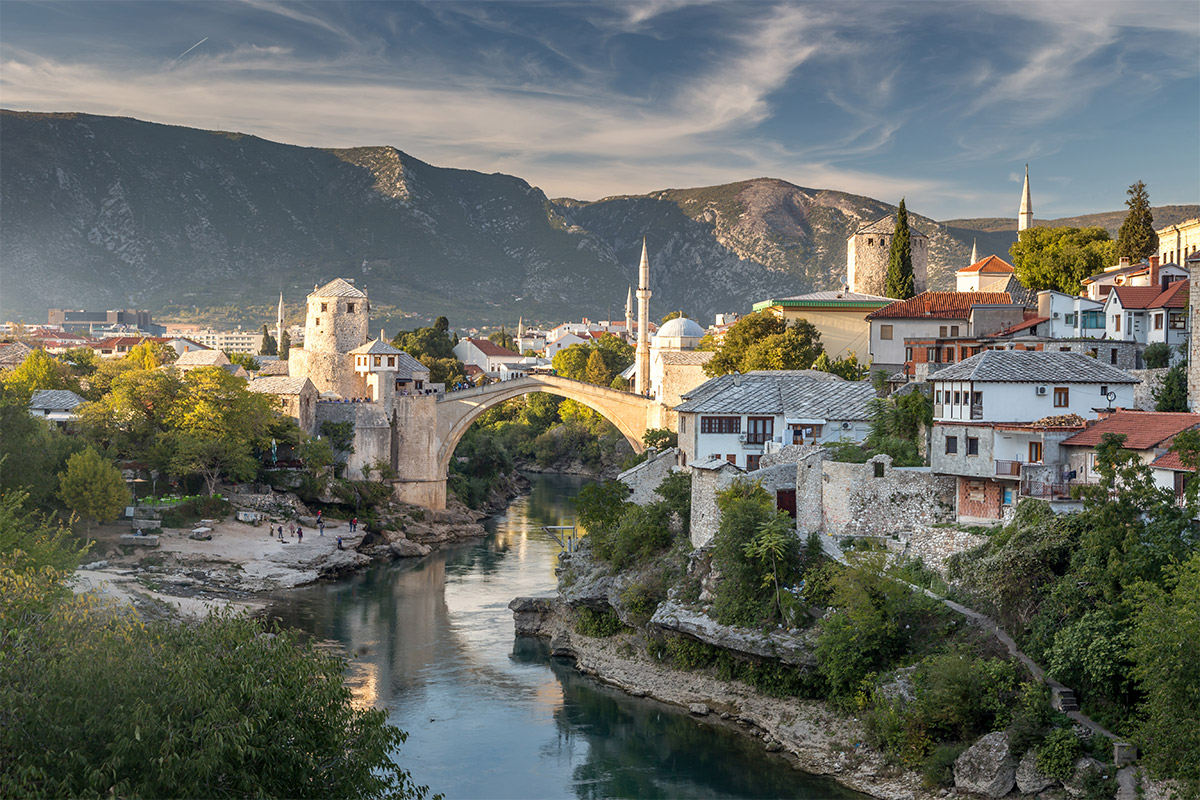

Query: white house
[[453, 337, 525, 377], [544, 332, 589, 358], [676, 371, 876, 471], [1102, 280, 1189, 346], [28, 389, 85, 423], [1081, 256, 1188, 301], [865, 291, 1021, 373], [1035, 291, 1105, 339], [929, 350, 1139, 524]]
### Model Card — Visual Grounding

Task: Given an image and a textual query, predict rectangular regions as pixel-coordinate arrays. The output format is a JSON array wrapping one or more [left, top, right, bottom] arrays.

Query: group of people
[[270, 510, 358, 544], [274, 524, 303, 543]]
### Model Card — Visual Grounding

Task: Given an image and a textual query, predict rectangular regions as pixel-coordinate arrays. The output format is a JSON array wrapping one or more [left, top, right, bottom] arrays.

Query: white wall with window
[[932, 379, 1134, 424]]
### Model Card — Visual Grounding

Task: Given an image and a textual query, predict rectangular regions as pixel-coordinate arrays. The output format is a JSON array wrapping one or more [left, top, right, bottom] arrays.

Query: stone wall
[[689, 463, 742, 548], [315, 401, 392, 481], [620, 447, 679, 505], [819, 455, 955, 536], [1129, 368, 1168, 411], [905, 526, 988, 574]]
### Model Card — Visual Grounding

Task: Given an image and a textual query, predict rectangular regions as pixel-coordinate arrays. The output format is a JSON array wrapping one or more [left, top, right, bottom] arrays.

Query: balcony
[[970, 403, 983, 421], [995, 460, 1022, 477]]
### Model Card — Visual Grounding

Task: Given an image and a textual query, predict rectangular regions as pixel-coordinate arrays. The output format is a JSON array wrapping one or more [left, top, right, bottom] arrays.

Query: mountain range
[[1, 110, 1195, 329]]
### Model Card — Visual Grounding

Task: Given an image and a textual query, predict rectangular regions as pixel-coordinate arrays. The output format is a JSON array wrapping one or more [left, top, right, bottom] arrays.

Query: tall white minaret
[[624, 286, 634, 341], [1018, 164, 1033, 232], [276, 291, 284, 344], [635, 239, 652, 395], [517, 316, 524, 342], [970, 238, 978, 265]]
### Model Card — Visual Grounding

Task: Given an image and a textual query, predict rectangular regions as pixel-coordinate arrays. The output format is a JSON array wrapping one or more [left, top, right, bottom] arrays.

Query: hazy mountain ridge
[[2, 110, 1193, 327]]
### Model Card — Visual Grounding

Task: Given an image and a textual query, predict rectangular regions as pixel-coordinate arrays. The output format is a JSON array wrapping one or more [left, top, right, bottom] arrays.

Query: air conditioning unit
[[1035, 386, 1048, 396], [1052, 312, 1060, 318], [841, 422, 853, 430], [737, 433, 748, 443]]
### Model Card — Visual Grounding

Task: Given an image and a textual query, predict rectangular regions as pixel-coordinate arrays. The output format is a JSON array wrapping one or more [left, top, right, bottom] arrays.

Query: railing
[[745, 433, 771, 445], [1022, 481, 1073, 500], [995, 460, 1022, 476]]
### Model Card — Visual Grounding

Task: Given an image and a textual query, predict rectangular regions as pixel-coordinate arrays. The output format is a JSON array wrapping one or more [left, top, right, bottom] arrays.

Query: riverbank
[[511, 596, 930, 800], [72, 493, 491, 618]]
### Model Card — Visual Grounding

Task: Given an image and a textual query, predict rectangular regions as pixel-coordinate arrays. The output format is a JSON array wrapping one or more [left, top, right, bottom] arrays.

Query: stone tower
[[1019, 165, 1033, 232], [846, 215, 929, 297], [288, 278, 370, 396], [635, 240, 652, 395]]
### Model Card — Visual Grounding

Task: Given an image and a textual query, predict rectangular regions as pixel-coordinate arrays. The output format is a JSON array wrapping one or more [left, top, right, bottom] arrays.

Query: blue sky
[[1, 0, 1196, 220]]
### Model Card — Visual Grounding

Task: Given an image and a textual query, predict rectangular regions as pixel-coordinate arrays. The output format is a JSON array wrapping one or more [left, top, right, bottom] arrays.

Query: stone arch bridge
[[391, 375, 665, 509]]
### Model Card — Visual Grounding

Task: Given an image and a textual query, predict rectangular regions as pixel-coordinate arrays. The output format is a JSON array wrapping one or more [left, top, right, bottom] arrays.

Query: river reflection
[[267, 473, 865, 799]]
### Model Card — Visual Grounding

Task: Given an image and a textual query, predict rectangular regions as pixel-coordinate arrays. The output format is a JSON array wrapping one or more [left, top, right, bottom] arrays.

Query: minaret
[[276, 292, 284, 344], [624, 286, 634, 341], [517, 317, 524, 342], [970, 238, 978, 266], [1018, 164, 1033, 232], [635, 239, 652, 395]]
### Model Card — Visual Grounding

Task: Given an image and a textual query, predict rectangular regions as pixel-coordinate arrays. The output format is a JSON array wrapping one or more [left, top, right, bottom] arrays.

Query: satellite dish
[[1105, 391, 1116, 402]]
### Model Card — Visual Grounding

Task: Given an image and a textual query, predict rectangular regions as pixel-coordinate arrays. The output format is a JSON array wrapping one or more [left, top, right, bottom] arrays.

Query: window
[[954, 391, 962, 405], [945, 436, 958, 454], [348, 303, 355, 313], [880, 324, 894, 340], [1170, 313, 1187, 330], [1099, 385, 1107, 396], [1065, 312, 1076, 326], [321, 303, 327, 312], [935, 390, 942, 403], [972, 392, 983, 405], [867, 238, 873, 246], [374, 355, 382, 367], [746, 454, 762, 471], [1029, 441, 1043, 463], [746, 417, 774, 445], [1053, 387, 1069, 407], [944, 348, 955, 363], [967, 437, 979, 456], [1114, 315, 1120, 332], [1110, 349, 1118, 365], [905, 347, 913, 361], [927, 347, 938, 362], [1155, 313, 1164, 330], [1060, 346, 1070, 352], [873, 462, 885, 478], [950, 325, 960, 336], [700, 416, 740, 434], [939, 325, 948, 337], [726, 454, 737, 466], [1002, 488, 1014, 506], [387, 356, 395, 367], [315, 317, 321, 326], [679, 417, 686, 434]]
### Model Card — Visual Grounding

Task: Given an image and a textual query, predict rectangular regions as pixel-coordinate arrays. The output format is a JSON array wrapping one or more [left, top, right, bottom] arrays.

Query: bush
[[1036, 728, 1083, 780], [574, 607, 625, 637], [710, 482, 800, 627], [1142, 342, 1171, 369], [922, 743, 967, 788]]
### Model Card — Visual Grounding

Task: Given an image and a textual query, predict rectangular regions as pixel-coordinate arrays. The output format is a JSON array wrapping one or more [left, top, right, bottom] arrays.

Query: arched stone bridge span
[[391, 375, 663, 509]]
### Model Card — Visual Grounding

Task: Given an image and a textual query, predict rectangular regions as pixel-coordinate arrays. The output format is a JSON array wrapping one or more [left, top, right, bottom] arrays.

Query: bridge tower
[[635, 239, 652, 395], [288, 278, 369, 397]]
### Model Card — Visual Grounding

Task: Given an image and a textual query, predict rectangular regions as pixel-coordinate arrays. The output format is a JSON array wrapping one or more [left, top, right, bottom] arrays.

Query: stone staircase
[[1053, 686, 1080, 712]]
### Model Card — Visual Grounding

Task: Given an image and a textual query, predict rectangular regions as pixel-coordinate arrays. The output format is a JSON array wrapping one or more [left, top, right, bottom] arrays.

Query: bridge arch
[[434, 375, 653, 478]]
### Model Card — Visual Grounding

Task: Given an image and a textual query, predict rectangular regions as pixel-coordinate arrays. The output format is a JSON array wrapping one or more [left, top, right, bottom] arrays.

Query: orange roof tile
[[866, 291, 1012, 320], [1110, 286, 1168, 309], [463, 337, 521, 357], [956, 255, 1015, 275], [1150, 449, 1194, 472], [1150, 279, 1188, 309], [1061, 411, 1200, 450]]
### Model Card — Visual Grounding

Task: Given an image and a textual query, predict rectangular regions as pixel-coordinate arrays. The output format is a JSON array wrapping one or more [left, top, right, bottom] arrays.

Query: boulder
[[649, 600, 818, 667], [1016, 748, 1058, 794], [189, 527, 213, 540], [688, 703, 710, 716], [1064, 757, 1108, 798], [390, 538, 433, 558], [954, 731, 1016, 798], [509, 597, 557, 636], [120, 534, 159, 547]]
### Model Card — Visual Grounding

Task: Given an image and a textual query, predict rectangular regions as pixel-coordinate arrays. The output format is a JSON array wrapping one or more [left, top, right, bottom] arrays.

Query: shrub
[[160, 495, 232, 528], [574, 607, 625, 637], [711, 482, 800, 627], [922, 743, 967, 788], [1142, 342, 1171, 369], [1036, 728, 1083, 780]]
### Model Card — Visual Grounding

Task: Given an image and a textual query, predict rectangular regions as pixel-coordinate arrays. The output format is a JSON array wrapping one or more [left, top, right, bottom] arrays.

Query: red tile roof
[[1151, 279, 1188, 309], [957, 255, 1015, 275], [1110, 286, 1168, 309], [866, 291, 1012, 320], [1060, 411, 1200, 450], [1149, 449, 1194, 472], [463, 337, 521, 357], [994, 316, 1049, 336]]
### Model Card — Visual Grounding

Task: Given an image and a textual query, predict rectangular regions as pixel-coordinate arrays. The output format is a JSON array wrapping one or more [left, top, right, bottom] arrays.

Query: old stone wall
[[391, 394, 444, 509], [315, 401, 392, 481], [905, 526, 988, 574], [620, 447, 679, 505], [1129, 368, 1168, 410], [689, 464, 741, 548], [819, 456, 955, 536]]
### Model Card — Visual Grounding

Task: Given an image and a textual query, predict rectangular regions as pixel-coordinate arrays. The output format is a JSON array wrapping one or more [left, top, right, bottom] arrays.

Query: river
[[267, 473, 866, 799]]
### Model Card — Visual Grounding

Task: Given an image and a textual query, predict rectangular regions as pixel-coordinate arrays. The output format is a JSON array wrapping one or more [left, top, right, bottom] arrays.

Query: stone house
[[955, 255, 1015, 292], [28, 388, 85, 423], [866, 291, 1021, 376], [247, 376, 318, 434], [453, 337, 525, 377], [675, 371, 875, 472], [929, 350, 1139, 523], [174, 349, 232, 374], [846, 215, 929, 297]]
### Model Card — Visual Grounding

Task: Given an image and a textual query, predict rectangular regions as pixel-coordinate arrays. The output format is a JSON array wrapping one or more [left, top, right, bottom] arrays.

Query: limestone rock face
[[954, 731, 1016, 798], [1064, 757, 1107, 798], [508, 596, 557, 636], [650, 601, 819, 667], [389, 538, 433, 558], [1016, 748, 1058, 794]]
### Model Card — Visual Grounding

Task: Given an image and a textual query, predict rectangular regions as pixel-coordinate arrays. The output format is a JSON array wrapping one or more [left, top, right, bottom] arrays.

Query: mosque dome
[[656, 317, 706, 339]]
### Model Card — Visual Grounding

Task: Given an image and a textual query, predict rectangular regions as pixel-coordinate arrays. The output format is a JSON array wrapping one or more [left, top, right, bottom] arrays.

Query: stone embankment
[[509, 596, 929, 800]]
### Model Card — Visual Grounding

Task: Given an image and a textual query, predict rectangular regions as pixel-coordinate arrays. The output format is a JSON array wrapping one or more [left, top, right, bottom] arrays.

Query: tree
[[885, 199, 916, 299], [393, 327, 455, 361], [278, 329, 291, 360], [433, 316, 449, 333], [661, 311, 689, 323], [259, 324, 277, 356], [170, 433, 257, 495], [60, 347, 99, 377], [167, 366, 276, 445], [227, 351, 260, 371], [584, 349, 613, 386], [0, 609, 433, 799], [1142, 342, 1172, 369], [642, 428, 678, 449], [487, 328, 516, 353], [811, 351, 869, 380], [744, 513, 801, 625], [702, 313, 823, 376], [1, 348, 77, 395], [1010, 226, 1117, 294], [57, 447, 130, 530], [419, 355, 466, 386], [1116, 180, 1158, 263], [124, 340, 175, 370], [1154, 362, 1188, 412]]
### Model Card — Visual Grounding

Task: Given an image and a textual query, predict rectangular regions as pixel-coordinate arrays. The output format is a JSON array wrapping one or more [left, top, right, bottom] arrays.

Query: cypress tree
[[278, 329, 290, 360], [1116, 180, 1158, 262], [885, 199, 916, 299], [259, 325, 277, 356]]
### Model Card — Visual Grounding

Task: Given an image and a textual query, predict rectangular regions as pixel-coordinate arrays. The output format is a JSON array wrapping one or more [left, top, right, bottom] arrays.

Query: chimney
[[1119, 257, 1131, 267], [1149, 255, 1162, 290]]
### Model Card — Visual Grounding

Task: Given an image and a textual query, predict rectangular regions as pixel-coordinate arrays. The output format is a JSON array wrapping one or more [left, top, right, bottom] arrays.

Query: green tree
[[584, 349, 613, 386], [170, 433, 257, 495], [1, 348, 77, 395], [227, 350, 260, 371], [811, 351, 869, 380], [278, 329, 291, 360], [420, 356, 466, 386], [125, 340, 175, 370], [260, 324, 277, 356], [392, 327, 456, 361], [1, 384, 85, 509], [0, 608, 433, 799], [743, 513, 801, 624], [433, 316, 450, 333], [642, 428, 678, 449], [60, 347, 100, 377], [885, 199, 916, 299], [1010, 226, 1117, 293], [711, 482, 800, 626], [610, 375, 630, 391], [487, 328, 516, 353], [1142, 342, 1172, 369], [1116, 180, 1158, 263], [660, 311, 690, 323], [1154, 362, 1188, 412], [168, 366, 276, 445], [701, 313, 823, 376], [57, 447, 130, 530]]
